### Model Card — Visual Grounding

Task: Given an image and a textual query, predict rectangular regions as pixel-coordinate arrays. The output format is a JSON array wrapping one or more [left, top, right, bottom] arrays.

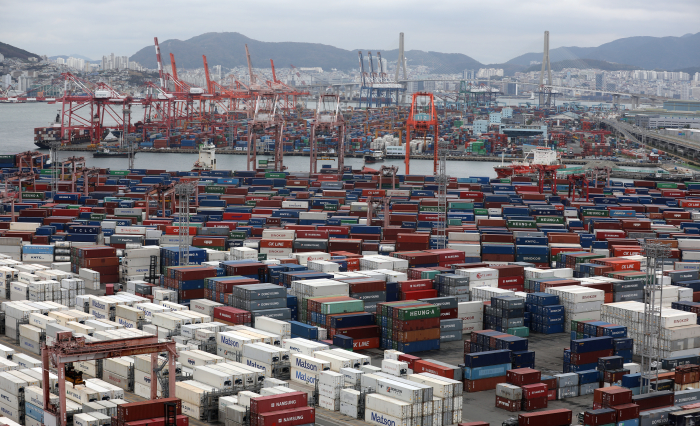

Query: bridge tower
[[537, 31, 558, 108]]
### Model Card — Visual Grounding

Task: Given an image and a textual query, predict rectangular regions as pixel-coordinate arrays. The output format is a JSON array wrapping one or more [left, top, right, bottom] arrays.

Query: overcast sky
[[1, 0, 698, 64]]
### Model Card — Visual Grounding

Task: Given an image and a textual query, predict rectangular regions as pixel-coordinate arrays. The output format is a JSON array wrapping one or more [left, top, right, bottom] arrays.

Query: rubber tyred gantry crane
[[42, 332, 177, 426], [309, 94, 345, 174]]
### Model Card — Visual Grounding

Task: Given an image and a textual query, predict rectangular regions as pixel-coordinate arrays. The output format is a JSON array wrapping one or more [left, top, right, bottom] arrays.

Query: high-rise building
[[18, 75, 32, 92], [1, 74, 12, 89], [595, 73, 605, 91], [681, 85, 691, 100], [463, 69, 475, 80]]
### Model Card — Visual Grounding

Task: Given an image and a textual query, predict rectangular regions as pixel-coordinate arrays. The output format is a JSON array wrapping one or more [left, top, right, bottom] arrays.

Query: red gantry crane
[[309, 94, 346, 174], [42, 332, 177, 426], [405, 92, 440, 174]]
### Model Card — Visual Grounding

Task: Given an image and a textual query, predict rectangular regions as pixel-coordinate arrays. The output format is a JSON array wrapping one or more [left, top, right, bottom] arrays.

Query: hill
[[129, 32, 483, 72], [523, 58, 637, 72], [507, 32, 700, 70], [0, 41, 40, 61]]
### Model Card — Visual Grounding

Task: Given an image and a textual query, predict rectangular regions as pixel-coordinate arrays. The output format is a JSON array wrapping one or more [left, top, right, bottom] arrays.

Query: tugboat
[[363, 150, 384, 164], [192, 141, 217, 171], [93, 148, 128, 158]]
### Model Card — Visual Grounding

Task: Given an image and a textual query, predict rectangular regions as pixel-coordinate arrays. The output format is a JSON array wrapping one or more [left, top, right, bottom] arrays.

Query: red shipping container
[[401, 289, 438, 300], [547, 389, 557, 401], [464, 376, 506, 393], [352, 337, 380, 350], [332, 325, 380, 339], [521, 383, 547, 399], [117, 398, 182, 423], [250, 392, 308, 415], [124, 416, 189, 426], [522, 396, 548, 411], [570, 349, 615, 365], [398, 280, 434, 291], [459, 423, 489, 426], [213, 307, 252, 324], [495, 395, 520, 412], [413, 360, 459, 380], [397, 354, 421, 370], [506, 368, 542, 386], [440, 308, 458, 319], [613, 403, 640, 421], [594, 387, 632, 406], [256, 407, 315, 426], [518, 409, 572, 426], [499, 276, 524, 287], [584, 409, 616, 426]]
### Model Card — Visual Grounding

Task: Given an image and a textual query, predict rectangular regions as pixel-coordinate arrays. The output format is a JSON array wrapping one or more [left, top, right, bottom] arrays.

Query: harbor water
[[0, 102, 505, 176]]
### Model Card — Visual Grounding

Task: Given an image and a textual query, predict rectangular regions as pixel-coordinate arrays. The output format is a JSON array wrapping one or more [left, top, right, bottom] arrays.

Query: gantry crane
[[567, 173, 589, 202], [42, 332, 177, 426], [310, 94, 346, 174], [406, 92, 440, 174], [247, 94, 285, 172], [80, 167, 101, 197], [366, 165, 398, 228], [144, 182, 177, 219]]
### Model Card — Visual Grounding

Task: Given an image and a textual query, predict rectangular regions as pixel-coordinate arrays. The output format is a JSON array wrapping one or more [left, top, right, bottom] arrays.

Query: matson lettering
[[370, 412, 396, 426]]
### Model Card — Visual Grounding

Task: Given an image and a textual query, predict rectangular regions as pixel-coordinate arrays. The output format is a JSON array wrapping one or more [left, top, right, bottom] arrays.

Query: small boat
[[363, 150, 384, 164], [93, 148, 128, 158]]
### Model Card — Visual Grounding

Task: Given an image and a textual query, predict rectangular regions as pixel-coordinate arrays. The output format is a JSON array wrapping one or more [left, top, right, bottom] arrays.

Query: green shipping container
[[582, 209, 608, 217], [321, 300, 365, 315], [109, 170, 130, 176], [397, 305, 440, 320], [474, 208, 489, 216], [245, 200, 257, 207], [420, 270, 441, 280], [656, 182, 677, 189], [229, 231, 248, 240], [507, 327, 530, 337], [536, 216, 565, 224], [323, 204, 338, 211], [204, 185, 226, 194], [506, 219, 537, 228], [448, 202, 474, 210], [419, 206, 439, 212], [257, 253, 268, 261], [90, 213, 107, 220], [265, 172, 286, 179], [21, 192, 44, 200]]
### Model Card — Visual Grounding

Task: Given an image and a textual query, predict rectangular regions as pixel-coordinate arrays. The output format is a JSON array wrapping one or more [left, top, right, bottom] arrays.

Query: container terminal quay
[[4, 32, 700, 426]]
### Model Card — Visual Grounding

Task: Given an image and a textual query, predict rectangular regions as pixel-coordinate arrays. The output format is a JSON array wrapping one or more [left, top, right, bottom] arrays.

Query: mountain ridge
[[0, 41, 41, 61]]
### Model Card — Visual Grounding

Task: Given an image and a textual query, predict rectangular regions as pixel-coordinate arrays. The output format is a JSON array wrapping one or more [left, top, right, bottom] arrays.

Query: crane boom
[[270, 59, 278, 83], [169, 53, 178, 82], [202, 55, 212, 94], [153, 37, 166, 89], [245, 44, 255, 85]]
